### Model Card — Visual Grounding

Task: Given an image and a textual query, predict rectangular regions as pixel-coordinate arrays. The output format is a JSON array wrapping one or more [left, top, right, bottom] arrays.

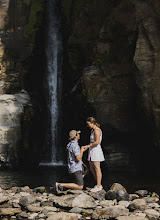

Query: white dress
[[87, 128, 105, 162]]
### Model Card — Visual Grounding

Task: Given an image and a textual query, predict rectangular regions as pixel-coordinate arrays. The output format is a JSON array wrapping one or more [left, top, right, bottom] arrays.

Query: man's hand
[[81, 146, 89, 152]]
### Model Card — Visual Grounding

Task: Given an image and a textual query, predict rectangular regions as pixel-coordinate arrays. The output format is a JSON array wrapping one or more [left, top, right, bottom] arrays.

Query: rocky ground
[[0, 183, 159, 219]]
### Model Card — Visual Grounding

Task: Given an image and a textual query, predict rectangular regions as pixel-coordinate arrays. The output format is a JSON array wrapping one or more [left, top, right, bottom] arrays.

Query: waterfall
[[40, 0, 63, 166]]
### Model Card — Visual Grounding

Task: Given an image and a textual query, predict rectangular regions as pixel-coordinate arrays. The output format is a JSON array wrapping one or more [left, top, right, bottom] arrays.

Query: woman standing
[[83, 117, 105, 192]]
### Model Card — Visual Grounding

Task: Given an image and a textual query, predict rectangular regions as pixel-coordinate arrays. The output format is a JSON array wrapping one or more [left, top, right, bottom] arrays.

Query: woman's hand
[[81, 145, 89, 151]]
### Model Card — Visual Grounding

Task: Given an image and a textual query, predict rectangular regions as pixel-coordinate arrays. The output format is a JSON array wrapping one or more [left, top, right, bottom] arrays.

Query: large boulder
[[0, 90, 31, 166], [47, 212, 81, 220], [53, 193, 96, 208], [129, 199, 147, 210], [92, 206, 129, 219], [106, 183, 129, 201]]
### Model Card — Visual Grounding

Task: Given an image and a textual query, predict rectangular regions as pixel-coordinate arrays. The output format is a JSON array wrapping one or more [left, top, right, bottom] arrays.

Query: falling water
[[40, 0, 63, 166]]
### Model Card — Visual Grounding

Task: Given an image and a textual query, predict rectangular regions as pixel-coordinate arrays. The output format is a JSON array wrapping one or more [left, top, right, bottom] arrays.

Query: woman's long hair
[[86, 117, 100, 128]]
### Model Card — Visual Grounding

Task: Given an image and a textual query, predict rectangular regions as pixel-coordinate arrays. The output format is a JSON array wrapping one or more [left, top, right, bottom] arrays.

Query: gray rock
[[118, 201, 130, 207], [69, 207, 83, 214], [72, 193, 96, 208], [46, 212, 81, 220], [100, 199, 117, 207], [110, 183, 127, 192], [42, 206, 57, 214], [148, 202, 159, 208], [0, 91, 31, 165], [12, 202, 21, 208], [116, 216, 148, 220], [144, 197, 159, 203], [0, 208, 21, 215], [106, 190, 129, 201], [66, 189, 84, 194], [144, 209, 160, 219], [19, 192, 30, 197], [129, 199, 147, 210], [21, 186, 32, 192], [81, 209, 93, 215], [40, 200, 54, 207], [135, 213, 146, 217], [0, 196, 9, 204], [135, 190, 148, 197], [129, 194, 139, 200], [39, 213, 45, 218], [53, 193, 96, 208], [10, 187, 20, 193], [26, 205, 42, 212], [92, 206, 129, 219], [33, 187, 46, 193], [17, 211, 29, 218], [87, 189, 106, 201], [28, 213, 38, 219], [19, 195, 35, 207]]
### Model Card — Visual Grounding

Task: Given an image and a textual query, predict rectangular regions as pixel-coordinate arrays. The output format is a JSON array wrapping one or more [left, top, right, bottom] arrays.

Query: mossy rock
[[61, 0, 86, 26], [61, 0, 73, 25], [96, 20, 133, 66], [24, 0, 45, 46], [68, 35, 81, 70], [87, 88, 105, 101], [23, 105, 35, 123]]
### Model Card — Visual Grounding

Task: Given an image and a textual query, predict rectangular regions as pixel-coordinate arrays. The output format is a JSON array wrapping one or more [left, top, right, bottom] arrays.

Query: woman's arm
[[83, 129, 101, 149]]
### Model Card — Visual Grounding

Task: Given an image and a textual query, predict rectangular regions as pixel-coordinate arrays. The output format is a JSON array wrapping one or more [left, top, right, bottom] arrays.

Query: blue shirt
[[66, 140, 82, 173]]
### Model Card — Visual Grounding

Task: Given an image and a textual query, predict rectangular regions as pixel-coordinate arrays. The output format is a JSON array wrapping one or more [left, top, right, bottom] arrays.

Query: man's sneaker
[[55, 182, 63, 193], [90, 185, 103, 192]]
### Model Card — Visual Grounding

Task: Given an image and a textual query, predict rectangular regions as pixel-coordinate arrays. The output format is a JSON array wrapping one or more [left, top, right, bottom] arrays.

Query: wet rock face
[[62, 0, 137, 171], [62, 0, 160, 172], [0, 90, 31, 166], [0, 0, 45, 167], [0, 0, 32, 94], [132, 0, 160, 148]]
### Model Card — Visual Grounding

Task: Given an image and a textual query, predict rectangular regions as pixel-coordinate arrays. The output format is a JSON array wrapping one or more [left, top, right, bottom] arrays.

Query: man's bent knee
[[78, 185, 83, 190]]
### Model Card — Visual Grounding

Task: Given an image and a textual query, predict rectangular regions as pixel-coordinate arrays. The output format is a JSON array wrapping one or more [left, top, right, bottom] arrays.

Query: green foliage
[[96, 52, 116, 65], [17, 0, 23, 7], [24, 0, 45, 44], [68, 35, 81, 71], [73, 0, 86, 16], [61, 0, 73, 25], [61, 0, 85, 26], [87, 89, 104, 100], [23, 106, 35, 123]]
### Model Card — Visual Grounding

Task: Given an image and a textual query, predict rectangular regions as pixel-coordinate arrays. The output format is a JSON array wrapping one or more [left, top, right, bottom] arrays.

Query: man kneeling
[[55, 130, 86, 193]]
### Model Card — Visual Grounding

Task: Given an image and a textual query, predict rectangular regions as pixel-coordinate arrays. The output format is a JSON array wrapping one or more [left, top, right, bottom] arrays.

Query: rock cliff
[[0, 0, 45, 167], [0, 0, 160, 172], [61, 0, 160, 173]]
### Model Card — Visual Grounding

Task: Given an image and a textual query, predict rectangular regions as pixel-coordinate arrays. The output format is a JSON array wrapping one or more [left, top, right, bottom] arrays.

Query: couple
[[55, 117, 105, 193]]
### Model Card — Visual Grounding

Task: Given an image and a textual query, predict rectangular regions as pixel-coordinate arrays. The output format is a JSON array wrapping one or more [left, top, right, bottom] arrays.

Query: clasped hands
[[81, 145, 90, 152]]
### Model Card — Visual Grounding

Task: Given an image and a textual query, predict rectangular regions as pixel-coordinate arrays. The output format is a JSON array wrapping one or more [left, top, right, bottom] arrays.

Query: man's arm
[[76, 147, 85, 162]]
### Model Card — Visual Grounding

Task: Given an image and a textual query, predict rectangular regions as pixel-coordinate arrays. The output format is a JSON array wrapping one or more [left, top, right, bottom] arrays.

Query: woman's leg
[[89, 161, 97, 181], [93, 161, 102, 187]]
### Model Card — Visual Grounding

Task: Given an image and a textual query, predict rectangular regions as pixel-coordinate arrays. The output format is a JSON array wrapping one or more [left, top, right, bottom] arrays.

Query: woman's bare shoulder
[[94, 127, 101, 135]]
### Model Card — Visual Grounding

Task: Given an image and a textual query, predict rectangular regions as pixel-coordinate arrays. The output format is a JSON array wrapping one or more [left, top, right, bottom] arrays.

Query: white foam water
[[43, 0, 63, 164]]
